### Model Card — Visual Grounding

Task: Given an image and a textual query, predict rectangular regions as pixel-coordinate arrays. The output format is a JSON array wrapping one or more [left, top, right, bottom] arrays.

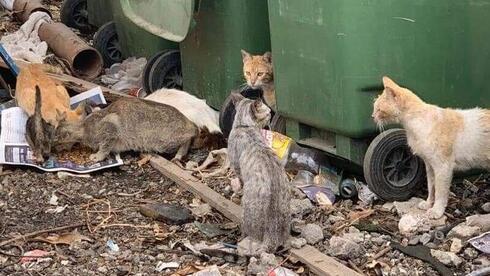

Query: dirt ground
[[1, 1, 489, 275]]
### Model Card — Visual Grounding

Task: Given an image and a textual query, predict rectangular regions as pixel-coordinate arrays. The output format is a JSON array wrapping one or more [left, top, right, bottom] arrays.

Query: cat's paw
[[171, 158, 184, 168], [89, 152, 106, 162], [418, 200, 433, 210], [426, 206, 445, 219]]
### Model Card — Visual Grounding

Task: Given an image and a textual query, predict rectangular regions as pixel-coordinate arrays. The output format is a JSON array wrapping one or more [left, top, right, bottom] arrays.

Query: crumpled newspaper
[[0, 0, 14, 10], [1, 11, 51, 63], [101, 57, 147, 93]]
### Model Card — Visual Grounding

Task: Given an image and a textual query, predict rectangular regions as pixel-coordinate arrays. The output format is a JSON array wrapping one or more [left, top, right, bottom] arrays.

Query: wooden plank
[[150, 155, 242, 223], [291, 245, 362, 276], [150, 155, 363, 276]]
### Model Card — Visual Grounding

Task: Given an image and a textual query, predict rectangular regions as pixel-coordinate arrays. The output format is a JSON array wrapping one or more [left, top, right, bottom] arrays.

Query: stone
[[139, 203, 193, 225], [430, 249, 463, 267], [343, 232, 364, 244], [448, 223, 481, 240], [450, 238, 463, 253], [398, 213, 446, 236], [300, 224, 324, 245], [482, 202, 490, 213], [288, 237, 307, 249], [247, 253, 279, 275], [328, 236, 366, 259], [466, 214, 490, 232], [97, 266, 108, 273], [191, 203, 212, 217], [408, 236, 420, 245], [237, 237, 263, 257], [372, 236, 387, 246], [290, 199, 314, 217], [393, 197, 424, 216], [463, 247, 479, 260], [328, 215, 345, 224], [420, 233, 432, 245]]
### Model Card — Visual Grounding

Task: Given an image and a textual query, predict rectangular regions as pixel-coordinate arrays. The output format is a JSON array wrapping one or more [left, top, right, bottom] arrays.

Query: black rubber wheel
[[60, 0, 91, 33], [146, 50, 182, 93], [143, 50, 167, 94], [363, 128, 426, 201], [93, 22, 122, 68], [219, 87, 265, 138]]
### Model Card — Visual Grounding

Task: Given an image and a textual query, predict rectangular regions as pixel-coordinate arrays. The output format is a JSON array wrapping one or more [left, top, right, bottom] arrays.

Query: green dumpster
[[268, 0, 490, 199], [118, 0, 271, 109]]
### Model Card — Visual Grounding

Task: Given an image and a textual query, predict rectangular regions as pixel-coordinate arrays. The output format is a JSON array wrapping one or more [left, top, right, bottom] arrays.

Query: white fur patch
[[145, 89, 221, 134]]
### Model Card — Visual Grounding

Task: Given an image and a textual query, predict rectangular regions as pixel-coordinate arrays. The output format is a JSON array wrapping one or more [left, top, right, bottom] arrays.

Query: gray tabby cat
[[54, 97, 198, 162], [227, 93, 291, 253]]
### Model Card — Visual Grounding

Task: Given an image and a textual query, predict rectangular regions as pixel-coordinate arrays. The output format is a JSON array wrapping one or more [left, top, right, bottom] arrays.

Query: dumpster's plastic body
[[87, 0, 113, 28], [179, 0, 271, 109], [267, 0, 490, 165]]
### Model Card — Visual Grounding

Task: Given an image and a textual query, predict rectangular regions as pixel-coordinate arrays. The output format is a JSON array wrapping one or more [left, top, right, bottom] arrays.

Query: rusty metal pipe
[[38, 22, 103, 80], [13, 0, 51, 22]]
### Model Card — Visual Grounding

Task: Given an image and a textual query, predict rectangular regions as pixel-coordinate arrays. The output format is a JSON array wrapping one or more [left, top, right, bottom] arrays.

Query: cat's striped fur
[[228, 93, 290, 253]]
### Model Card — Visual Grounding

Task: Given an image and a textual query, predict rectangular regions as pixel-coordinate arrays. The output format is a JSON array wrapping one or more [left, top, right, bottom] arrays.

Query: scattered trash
[[339, 178, 358, 199], [106, 239, 120, 252], [293, 170, 336, 206], [34, 231, 91, 246], [193, 265, 222, 276], [356, 181, 378, 205], [20, 249, 51, 264], [101, 57, 147, 93], [155, 261, 179, 272], [139, 203, 194, 225], [195, 222, 232, 238], [468, 231, 490, 254], [468, 267, 490, 276], [0, 11, 51, 63]]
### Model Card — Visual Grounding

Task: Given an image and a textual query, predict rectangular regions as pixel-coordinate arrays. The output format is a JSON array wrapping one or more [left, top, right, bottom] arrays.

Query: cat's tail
[[34, 85, 43, 123]]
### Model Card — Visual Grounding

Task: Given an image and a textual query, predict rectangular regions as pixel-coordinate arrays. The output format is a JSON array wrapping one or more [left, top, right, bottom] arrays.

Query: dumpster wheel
[[60, 0, 91, 34], [143, 50, 183, 94], [363, 128, 425, 201], [93, 22, 122, 68]]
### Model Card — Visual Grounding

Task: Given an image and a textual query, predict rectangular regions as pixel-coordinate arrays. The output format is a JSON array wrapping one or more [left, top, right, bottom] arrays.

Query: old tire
[[144, 50, 182, 93], [219, 87, 263, 138], [60, 0, 91, 33], [363, 128, 425, 201], [93, 22, 122, 68]]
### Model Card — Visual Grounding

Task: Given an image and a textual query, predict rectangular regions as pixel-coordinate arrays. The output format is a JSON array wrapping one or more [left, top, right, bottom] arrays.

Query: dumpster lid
[[120, 0, 194, 42]]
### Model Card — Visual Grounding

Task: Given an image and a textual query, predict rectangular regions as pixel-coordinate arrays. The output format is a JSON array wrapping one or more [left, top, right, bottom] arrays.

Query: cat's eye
[[245, 72, 251, 76], [257, 72, 264, 76]]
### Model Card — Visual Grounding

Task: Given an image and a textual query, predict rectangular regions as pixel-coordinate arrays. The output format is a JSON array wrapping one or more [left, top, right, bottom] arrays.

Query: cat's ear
[[262, 52, 272, 63], [241, 49, 252, 62], [56, 110, 67, 122], [230, 92, 245, 105], [382, 76, 399, 89]]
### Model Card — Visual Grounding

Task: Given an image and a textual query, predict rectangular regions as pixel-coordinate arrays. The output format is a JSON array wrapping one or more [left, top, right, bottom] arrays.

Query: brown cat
[[16, 63, 85, 127], [241, 50, 276, 111], [372, 76, 490, 219]]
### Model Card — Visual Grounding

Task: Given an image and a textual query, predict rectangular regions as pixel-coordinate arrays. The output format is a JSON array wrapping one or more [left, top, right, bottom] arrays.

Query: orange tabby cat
[[241, 50, 276, 110], [15, 64, 85, 127], [372, 76, 490, 219]]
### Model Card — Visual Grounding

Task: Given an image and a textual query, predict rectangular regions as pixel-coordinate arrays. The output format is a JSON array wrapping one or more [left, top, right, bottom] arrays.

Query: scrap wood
[[391, 242, 452, 276], [0, 223, 85, 248], [150, 155, 363, 276]]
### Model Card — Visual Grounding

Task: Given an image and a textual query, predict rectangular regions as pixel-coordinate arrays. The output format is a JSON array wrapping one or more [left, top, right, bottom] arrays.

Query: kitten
[[241, 50, 276, 111], [25, 85, 55, 163], [54, 97, 198, 162], [228, 93, 291, 253], [16, 63, 85, 127], [372, 76, 490, 219], [145, 88, 225, 149]]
